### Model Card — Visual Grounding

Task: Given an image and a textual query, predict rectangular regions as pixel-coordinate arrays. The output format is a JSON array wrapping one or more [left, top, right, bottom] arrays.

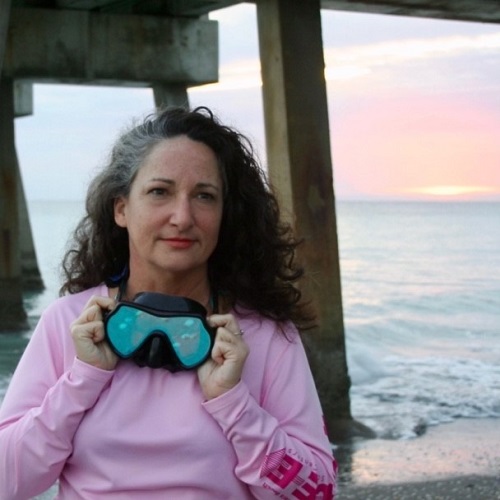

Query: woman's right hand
[[70, 295, 119, 371]]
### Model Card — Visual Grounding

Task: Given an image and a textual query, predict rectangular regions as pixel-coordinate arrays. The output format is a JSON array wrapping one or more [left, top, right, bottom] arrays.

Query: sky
[[13, 3, 500, 202]]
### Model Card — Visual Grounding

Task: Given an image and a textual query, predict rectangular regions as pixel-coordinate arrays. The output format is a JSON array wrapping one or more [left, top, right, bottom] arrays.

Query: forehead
[[140, 136, 220, 178]]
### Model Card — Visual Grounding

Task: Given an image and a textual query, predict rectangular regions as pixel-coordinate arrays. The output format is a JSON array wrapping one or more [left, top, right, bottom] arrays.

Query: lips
[[163, 237, 195, 249]]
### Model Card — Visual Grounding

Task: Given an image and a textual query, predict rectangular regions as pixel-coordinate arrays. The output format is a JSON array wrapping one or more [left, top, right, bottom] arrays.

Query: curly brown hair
[[60, 106, 314, 329]]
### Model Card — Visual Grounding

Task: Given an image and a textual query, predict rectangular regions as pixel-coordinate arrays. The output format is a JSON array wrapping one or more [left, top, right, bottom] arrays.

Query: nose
[[169, 195, 194, 230]]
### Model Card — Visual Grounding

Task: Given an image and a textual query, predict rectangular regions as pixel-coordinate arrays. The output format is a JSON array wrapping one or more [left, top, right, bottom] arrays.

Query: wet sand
[[335, 418, 499, 499]]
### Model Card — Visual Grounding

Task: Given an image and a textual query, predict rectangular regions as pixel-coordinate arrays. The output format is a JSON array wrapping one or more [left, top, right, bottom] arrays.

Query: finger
[[211, 331, 249, 362], [82, 304, 104, 324], [73, 296, 116, 326], [84, 295, 116, 315], [212, 328, 244, 350], [86, 293, 115, 305], [71, 320, 106, 343], [207, 313, 242, 337]]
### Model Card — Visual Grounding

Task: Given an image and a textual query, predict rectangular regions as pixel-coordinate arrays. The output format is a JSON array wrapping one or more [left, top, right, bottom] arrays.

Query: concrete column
[[257, 0, 368, 441], [0, 0, 11, 77], [4, 9, 218, 87], [153, 83, 189, 108], [17, 163, 44, 291], [0, 77, 28, 331], [14, 81, 34, 118]]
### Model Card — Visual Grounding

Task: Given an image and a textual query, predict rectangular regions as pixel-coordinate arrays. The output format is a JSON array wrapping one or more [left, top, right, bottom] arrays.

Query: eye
[[148, 187, 169, 197], [197, 192, 216, 201]]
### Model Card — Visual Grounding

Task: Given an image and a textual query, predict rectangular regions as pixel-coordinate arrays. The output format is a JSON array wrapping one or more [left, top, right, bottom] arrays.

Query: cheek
[[202, 212, 223, 243]]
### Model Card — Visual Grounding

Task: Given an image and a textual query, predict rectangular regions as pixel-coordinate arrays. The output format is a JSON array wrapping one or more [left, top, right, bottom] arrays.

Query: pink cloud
[[330, 93, 500, 199]]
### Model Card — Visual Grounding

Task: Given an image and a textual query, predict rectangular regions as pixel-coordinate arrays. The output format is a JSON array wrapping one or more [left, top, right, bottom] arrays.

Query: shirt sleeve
[[0, 306, 115, 500], [202, 327, 338, 499]]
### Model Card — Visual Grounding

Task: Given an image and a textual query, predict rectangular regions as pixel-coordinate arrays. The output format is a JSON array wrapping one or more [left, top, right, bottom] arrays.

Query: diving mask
[[104, 292, 215, 371]]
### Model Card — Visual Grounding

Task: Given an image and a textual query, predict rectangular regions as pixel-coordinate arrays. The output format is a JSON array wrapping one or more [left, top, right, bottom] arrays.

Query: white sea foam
[[337, 201, 500, 438]]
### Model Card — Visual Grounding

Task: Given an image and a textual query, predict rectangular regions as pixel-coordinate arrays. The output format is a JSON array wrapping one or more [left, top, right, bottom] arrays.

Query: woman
[[0, 107, 337, 499]]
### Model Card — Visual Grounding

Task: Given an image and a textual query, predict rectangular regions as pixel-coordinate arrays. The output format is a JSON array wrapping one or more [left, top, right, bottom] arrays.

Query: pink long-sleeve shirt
[[0, 285, 337, 499]]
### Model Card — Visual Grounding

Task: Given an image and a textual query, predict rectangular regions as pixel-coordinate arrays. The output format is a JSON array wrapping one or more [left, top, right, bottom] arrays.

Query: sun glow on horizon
[[406, 185, 499, 199]]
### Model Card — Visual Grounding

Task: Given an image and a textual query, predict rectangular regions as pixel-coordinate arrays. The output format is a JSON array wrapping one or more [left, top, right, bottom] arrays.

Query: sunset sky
[[14, 3, 500, 202]]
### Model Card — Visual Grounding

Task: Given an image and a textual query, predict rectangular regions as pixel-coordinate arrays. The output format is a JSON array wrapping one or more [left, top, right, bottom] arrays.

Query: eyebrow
[[149, 177, 221, 191]]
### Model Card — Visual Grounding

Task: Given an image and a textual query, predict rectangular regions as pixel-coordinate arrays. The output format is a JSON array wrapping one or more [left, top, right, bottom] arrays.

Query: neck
[[117, 271, 213, 312]]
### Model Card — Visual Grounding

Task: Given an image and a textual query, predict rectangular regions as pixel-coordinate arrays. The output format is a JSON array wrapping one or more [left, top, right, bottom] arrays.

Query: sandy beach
[[335, 418, 499, 499]]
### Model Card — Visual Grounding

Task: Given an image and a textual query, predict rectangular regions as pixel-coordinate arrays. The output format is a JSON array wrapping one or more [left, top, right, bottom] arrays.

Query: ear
[[114, 196, 128, 228]]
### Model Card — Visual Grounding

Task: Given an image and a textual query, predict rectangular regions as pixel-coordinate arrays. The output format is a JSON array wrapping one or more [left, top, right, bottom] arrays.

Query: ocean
[[1, 200, 499, 441]]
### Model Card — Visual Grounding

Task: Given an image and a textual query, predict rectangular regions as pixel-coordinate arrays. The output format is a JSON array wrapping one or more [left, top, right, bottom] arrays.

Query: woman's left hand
[[197, 314, 249, 400]]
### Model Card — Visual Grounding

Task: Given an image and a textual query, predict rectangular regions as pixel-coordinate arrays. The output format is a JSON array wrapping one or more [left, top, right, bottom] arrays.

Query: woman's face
[[114, 135, 223, 285]]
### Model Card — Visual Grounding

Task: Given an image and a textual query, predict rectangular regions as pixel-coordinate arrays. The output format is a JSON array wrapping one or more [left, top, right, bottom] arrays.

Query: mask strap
[[115, 277, 128, 301], [116, 276, 217, 314]]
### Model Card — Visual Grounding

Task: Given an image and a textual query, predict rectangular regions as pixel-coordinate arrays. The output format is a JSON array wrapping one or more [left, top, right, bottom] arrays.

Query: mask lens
[[106, 306, 147, 356], [160, 316, 212, 368], [105, 303, 213, 369]]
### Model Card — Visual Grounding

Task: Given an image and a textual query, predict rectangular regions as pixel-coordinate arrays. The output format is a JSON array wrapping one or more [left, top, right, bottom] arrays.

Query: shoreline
[[335, 417, 500, 498], [337, 475, 499, 499]]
